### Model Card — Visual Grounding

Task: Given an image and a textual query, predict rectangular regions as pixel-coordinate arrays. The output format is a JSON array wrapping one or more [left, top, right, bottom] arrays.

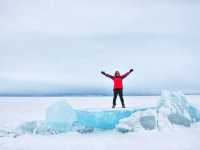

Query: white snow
[[0, 95, 200, 150]]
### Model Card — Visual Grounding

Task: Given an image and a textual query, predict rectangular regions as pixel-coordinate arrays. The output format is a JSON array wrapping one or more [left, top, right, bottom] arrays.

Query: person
[[101, 69, 134, 108]]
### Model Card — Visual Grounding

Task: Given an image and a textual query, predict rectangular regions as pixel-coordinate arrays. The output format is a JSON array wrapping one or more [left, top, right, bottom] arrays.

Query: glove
[[101, 71, 106, 75], [129, 69, 133, 72]]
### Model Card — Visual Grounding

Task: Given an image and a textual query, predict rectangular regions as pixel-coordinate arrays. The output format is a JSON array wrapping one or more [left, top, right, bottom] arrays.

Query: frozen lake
[[0, 95, 200, 150]]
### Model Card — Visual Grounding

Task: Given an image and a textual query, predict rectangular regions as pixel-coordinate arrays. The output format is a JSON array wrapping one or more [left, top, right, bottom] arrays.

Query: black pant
[[113, 88, 125, 106]]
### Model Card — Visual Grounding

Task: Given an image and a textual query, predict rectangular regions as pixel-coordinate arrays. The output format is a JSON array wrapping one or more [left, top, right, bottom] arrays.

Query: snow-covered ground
[[0, 95, 200, 150]]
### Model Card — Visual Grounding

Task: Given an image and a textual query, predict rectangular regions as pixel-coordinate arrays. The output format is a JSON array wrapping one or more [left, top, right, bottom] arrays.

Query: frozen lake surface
[[0, 95, 200, 150]]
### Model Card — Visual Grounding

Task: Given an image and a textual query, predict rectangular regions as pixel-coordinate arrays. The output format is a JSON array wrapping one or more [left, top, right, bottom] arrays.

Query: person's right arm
[[101, 71, 114, 79]]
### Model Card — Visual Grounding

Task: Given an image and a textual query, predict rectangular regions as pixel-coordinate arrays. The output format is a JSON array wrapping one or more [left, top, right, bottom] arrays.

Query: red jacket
[[104, 71, 131, 90]]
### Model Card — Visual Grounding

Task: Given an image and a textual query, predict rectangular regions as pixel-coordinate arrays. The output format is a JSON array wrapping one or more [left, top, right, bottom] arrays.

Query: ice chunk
[[46, 100, 77, 132], [76, 109, 133, 129], [140, 116, 156, 130], [18, 120, 69, 135], [116, 109, 156, 132], [73, 124, 94, 134], [168, 114, 191, 127], [157, 91, 191, 120], [156, 90, 200, 128], [18, 121, 48, 134], [19, 121, 39, 133], [117, 90, 200, 132]]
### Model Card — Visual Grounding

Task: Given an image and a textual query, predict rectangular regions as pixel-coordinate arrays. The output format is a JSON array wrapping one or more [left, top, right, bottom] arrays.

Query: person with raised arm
[[101, 69, 134, 108]]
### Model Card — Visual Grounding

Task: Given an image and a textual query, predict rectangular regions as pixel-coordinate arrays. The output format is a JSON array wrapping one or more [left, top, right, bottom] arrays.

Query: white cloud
[[0, 0, 200, 94]]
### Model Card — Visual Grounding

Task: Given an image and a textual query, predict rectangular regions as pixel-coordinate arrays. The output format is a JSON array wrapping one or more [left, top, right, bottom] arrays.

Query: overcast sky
[[0, 0, 200, 95]]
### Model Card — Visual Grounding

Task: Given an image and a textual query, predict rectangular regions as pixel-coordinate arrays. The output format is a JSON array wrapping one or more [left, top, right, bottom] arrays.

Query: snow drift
[[17, 90, 200, 134]]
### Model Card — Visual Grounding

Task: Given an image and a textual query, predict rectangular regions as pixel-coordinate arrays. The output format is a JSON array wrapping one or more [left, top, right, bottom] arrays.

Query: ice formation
[[116, 90, 200, 132], [76, 109, 133, 129], [17, 90, 200, 134], [116, 109, 157, 132], [46, 100, 77, 132]]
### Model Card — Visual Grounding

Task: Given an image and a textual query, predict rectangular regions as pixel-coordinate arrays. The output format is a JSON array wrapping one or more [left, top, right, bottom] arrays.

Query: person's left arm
[[122, 69, 134, 79]]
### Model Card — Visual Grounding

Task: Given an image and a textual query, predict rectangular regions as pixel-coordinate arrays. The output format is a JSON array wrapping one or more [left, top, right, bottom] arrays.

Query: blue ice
[[18, 91, 200, 134]]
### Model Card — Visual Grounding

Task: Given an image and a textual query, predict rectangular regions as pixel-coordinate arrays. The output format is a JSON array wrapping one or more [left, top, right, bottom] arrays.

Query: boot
[[122, 104, 125, 108], [112, 105, 116, 109]]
